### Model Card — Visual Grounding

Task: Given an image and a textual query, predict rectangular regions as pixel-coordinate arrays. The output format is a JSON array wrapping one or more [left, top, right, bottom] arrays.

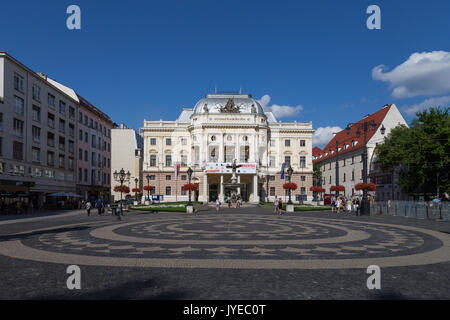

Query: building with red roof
[[313, 104, 408, 198]]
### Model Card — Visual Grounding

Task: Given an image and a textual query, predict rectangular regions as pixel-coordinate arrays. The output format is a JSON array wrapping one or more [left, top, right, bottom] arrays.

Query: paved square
[[1, 207, 450, 299]]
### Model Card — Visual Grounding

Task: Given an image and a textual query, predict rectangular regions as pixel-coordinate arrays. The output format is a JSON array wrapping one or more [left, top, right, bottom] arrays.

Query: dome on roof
[[193, 93, 265, 115]]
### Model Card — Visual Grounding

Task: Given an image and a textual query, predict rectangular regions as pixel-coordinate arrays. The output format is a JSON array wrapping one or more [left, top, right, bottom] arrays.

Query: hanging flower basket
[[114, 185, 130, 194], [355, 183, 376, 191], [330, 185, 345, 192], [182, 183, 197, 191], [310, 186, 326, 193], [143, 185, 154, 191], [282, 182, 298, 191], [132, 188, 141, 193]]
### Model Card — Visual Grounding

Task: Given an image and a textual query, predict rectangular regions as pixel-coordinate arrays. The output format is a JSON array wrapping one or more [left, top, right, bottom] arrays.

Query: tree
[[376, 107, 449, 197], [313, 163, 322, 186]]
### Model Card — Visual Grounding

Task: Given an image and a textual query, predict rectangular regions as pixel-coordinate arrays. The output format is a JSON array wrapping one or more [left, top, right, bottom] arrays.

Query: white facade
[[142, 93, 315, 203]]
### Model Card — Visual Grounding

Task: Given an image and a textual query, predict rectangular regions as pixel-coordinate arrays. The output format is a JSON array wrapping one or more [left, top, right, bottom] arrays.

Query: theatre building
[[141, 93, 315, 203]]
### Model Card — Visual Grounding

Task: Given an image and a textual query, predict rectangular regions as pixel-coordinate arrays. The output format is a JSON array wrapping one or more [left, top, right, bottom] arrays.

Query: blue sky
[[1, 0, 449, 147]]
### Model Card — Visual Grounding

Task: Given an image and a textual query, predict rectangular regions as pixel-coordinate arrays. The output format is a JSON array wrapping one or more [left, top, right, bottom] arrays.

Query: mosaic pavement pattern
[[1, 214, 450, 269]]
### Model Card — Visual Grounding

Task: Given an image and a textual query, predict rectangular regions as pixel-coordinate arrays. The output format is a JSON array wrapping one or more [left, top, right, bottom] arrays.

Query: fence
[[370, 201, 450, 221]]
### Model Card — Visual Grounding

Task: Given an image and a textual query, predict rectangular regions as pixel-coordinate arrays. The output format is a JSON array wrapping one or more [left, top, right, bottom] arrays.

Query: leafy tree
[[376, 107, 449, 197], [313, 163, 322, 186]]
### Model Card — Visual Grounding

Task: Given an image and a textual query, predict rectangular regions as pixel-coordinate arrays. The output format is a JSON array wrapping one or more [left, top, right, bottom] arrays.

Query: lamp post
[[345, 121, 385, 215], [113, 168, 131, 220], [134, 177, 139, 202], [287, 166, 293, 205], [146, 174, 151, 202], [186, 167, 194, 213]]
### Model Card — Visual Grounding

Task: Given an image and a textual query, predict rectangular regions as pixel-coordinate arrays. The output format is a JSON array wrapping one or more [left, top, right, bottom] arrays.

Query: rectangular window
[[270, 187, 275, 197], [84, 169, 88, 182], [269, 139, 275, 147], [150, 155, 157, 167], [343, 173, 346, 182], [166, 175, 171, 181], [32, 147, 40, 162], [47, 132, 55, 147], [342, 158, 346, 167], [285, 139, 290, 147], [69, 140, 74, 153], [69, 124, 74, 137], [181, 138, 187, 145], [107, 158, 110, 168], [166, 138, 171, 145], [85, 132, 88, 143], [48, 94, 55, 108], [13, 141, 23, 160], [79, 148, 83, 160], [79, 129, 83, 140], [69, 157, 74, 170], [181, 155, 187, 167], [284, 156, 291, 167], [300, 140, 306, 147], [13, 118, 24, 137], [59, 136, 65, 151], [181, 175, 187, 181], [14, 96, 24, 115], [59, 155, 65, 168], [69, 106, 75, 120], [48, 113, 55, 128], [165, 186, 171, 195], [90, 118, 93, 128], [269, 176, 275, 181], [92, 134, 96, 148], [181, 187, 187, 196], [84, 115, 88, 126], [32, 126, 41, 143], [300, 156, 306, 168], [92, 152, 96, 166], [32, 84, 41, 102], [59, 101, 66, 114], [0, 113, 3, 131], [47, 151, 54, 166], [78, 168, 82, 181], [269, 156, 276, 168], [108, 143, 110, 152], [32, 105, 41, 122], [165, 155, 172, 167], [300, 176, 306, 182], [79, 111, 83, 123], [59, 119, 65, 133], [14, 73, 24, 92], [149, 175, 156, 180], [84, 150, 88, 162]]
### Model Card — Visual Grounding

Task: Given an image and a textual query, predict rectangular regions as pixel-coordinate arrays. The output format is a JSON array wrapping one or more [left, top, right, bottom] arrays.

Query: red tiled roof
[[312, 147, 322, 158], [313, 104, 392, 163]]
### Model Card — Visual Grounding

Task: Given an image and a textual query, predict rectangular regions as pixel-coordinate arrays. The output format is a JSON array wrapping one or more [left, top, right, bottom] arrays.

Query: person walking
[[274, 197, 279, 214], [331, 195, 336, 212], [96, 198, 103, 215], [336, 197, 342, 214], [278, 197, 283, 215], [215, 198, 221, 213], [86, 201, 92, 216]]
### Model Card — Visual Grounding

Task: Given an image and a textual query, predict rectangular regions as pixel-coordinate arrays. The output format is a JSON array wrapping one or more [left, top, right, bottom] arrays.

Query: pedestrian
[[331, 195, 336, 212], [278, 197, 283, 215], [336, 197, 342, 214], [274, 197, 279, 214], [86, 201, 91, 216], [346, 198, 352, 213], [215, 198, 221, 212], [96, 198, 103, 215]]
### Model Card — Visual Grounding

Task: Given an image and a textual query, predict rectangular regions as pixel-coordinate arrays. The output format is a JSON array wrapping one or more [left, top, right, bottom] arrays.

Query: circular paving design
[[1, 214, 450, 269]]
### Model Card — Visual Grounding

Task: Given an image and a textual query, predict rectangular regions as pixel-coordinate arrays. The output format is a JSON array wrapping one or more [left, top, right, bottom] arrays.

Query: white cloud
[[401, 96, 450, 116], [257, 94, 303, 119], [372, 51, 450, 98], [313, 126, 343, 148]]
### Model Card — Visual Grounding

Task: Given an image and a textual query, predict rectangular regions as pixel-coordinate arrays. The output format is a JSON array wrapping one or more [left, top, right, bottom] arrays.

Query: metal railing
[[370, 201, 450, 221]]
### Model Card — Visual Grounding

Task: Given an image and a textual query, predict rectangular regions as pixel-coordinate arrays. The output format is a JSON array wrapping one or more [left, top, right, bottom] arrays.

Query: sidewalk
[[0, 209, 83, 222]]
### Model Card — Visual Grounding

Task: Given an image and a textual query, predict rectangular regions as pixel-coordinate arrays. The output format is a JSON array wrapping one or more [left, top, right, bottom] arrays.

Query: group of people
[[225, 194, 242, 208], [81, 199, 104, 216], [273, 196, 284, 215], [331, 195, 360, 214]]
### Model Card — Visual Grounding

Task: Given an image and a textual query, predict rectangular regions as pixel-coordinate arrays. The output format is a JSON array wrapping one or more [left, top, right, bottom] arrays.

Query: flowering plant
[[355, 183, 376, 191], [132, 188, 141, 193], [143, 185, 154, 191], [114, 185, 130, 194], [182, 183, 197, 191], [330, 185, 345, 192], [282, 182, 298, 190]]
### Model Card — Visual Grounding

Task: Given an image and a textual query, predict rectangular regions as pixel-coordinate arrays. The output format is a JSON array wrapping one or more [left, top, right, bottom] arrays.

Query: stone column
[[201, 174, 208, 203], [219, 174, 224, 200], [237, 175, 241, 196], [252, 174, 259, 203]]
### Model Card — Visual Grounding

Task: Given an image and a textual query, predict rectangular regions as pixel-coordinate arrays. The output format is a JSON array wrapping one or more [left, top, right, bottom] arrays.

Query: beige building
[[142, 93, 315, 203], [0, 52, 78, 207], [313, 104, 408, 198], [110, 124, 143, 201]]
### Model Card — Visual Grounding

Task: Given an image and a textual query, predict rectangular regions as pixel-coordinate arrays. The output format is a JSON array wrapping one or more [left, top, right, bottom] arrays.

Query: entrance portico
[[199, 173, 259, 204]]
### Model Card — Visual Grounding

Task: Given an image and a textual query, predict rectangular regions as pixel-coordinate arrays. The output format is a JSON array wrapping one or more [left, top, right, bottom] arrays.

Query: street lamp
[[134, 177, 139, 200], [146, 174, 151, 201], [113, 168, 131, 220], [187, 167, 193, 207], [287, 166, 293, 205], [345, 120, 385, 215]]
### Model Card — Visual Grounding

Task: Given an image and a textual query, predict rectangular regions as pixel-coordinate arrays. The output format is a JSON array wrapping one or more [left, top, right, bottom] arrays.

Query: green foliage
[[313, 163, 323, 186], [376, 107, 449, 195]]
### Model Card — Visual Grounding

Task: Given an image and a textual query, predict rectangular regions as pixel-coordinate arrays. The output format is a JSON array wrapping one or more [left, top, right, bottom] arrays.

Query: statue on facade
[[251, 104, 256, 113], [226, 159, 242, 184], [203, 103, 209, 113], [219, 98, 240, 113]]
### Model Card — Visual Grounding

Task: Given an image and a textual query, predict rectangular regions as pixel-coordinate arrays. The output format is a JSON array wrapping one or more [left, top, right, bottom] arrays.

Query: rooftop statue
[[219, 98, 241, 113]]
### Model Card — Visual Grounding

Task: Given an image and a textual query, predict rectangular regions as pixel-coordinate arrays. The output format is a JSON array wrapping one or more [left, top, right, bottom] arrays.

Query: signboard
[[205, 162, 257, 174], [152, 195, 164, 201]]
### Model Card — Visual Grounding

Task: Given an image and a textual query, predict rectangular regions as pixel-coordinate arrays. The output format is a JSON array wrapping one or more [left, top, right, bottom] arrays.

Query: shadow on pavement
[[0, 226, 91, 242]]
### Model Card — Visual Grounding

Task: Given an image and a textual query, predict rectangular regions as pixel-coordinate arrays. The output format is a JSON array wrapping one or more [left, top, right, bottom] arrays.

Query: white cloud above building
[[372, 51, 450, 98], [401, 95, 450, 116], [312, 126, 343, 148], [257, 94, 303, 119]]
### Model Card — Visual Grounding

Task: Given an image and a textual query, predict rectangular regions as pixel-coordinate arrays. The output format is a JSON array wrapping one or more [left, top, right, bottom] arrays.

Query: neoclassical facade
[[142, 93, 314, 203]]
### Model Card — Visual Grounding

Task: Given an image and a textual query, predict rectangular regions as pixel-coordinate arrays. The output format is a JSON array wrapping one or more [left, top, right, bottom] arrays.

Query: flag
[[174, 162, 180, 179], [281, 162, 286, 180]]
